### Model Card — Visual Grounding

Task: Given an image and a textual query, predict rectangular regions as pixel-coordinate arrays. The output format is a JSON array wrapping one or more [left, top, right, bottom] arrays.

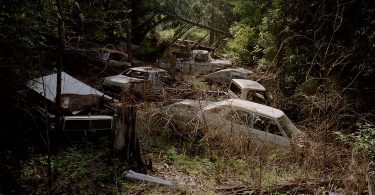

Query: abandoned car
[[165, 99, 303, 147], [27, 72, 115, 133], [203, 68, 253, 86], [160, 49, 232, 74], [103, 66, 174, 95], [228, 79, 273, 105]]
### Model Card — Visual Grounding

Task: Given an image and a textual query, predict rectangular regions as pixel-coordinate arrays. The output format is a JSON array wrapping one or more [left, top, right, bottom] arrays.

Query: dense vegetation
[[1, 0, 374, 193]]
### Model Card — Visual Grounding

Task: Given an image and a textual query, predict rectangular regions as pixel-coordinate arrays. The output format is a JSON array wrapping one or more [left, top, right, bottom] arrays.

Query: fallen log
[[123, 170, 178, 186]]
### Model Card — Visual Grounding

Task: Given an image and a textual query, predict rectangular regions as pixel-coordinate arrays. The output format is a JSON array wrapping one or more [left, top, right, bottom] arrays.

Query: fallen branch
[[123, 170, 178, 186]]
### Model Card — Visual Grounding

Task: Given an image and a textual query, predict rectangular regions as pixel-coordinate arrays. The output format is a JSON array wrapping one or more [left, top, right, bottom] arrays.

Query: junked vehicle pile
[[24, 52, 318, 194], [27, 54, 305, 148], [97, 50, 305, 148]]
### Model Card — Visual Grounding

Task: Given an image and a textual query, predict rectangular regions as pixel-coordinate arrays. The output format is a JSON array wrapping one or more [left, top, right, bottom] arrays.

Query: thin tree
[[55, 0, 65, 135]]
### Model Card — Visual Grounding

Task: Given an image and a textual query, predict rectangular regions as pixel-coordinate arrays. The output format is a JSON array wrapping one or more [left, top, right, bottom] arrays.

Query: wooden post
[[115, 106, 145, 171]]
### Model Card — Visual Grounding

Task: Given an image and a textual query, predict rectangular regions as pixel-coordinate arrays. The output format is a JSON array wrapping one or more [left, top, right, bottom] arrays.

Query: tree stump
[[114, 105, 145, 171]]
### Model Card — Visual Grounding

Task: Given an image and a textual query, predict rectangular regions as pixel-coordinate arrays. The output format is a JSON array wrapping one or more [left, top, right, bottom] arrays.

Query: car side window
[[229, 83, 242, 97], [247, 91, 267, 104], [231, 72, 243, 79], [223, 72, 231, 78], [253, 115, 283, 136]]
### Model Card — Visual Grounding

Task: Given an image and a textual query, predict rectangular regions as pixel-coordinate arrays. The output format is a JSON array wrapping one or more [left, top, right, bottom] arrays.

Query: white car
[[103, 66, 173, 94], [165, 99, 304, 147], [228, 79, 273, 105]]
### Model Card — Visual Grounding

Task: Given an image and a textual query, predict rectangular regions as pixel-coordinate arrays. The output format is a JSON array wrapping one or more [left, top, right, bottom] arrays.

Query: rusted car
[[103, 66, 174, 95], [160, 50, 232, 74], [228, 79, 273, 105], [165, 99, 304, 147]]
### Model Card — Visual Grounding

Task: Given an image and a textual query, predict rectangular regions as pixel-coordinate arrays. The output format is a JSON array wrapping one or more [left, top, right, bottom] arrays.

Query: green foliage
[[183, 28, 209, 40], [163, 147, 178, 165], [336, 123, 375, 155], [134, 41, 159, 62], [226, 0, 375, 110], [226, 24, 258, 65], [158, 29, 176, 40]]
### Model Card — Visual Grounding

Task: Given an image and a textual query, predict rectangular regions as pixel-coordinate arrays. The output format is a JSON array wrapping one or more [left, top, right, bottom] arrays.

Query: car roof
[[204, 99, 285, 119], [215, 68, 253, 74], [129, 66, 167, 73], [192, 50, 209, 55], [231, 79, 266, 91]]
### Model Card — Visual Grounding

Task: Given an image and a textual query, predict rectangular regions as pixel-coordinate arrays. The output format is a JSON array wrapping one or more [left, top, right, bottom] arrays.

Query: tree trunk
[[55, 0, 65, 135], [115, 106, 145, 171]]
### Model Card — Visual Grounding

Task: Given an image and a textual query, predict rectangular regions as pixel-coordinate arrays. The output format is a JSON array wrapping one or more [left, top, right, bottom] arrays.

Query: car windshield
[[122, 69, 149, 79], [277, 115, 299, 138], [195, 53, 208, 62]]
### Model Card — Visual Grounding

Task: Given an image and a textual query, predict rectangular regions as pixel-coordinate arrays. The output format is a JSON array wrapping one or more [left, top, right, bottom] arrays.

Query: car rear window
[[229, 82, 242, 97], [124, 70, 149, 79]]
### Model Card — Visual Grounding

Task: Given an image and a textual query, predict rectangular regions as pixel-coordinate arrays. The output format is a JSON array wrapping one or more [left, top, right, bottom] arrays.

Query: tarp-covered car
[[27, 72, 115, 133]]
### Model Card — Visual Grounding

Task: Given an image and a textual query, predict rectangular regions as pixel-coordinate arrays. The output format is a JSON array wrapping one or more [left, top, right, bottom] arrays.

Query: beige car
[[228, 79, 273, 105], [166, 99, 304, 147]]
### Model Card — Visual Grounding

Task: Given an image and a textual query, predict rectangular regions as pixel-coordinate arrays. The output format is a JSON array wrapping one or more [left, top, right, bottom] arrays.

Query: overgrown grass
[[20, 140, 122, 194], [135, 99, 353, 194]]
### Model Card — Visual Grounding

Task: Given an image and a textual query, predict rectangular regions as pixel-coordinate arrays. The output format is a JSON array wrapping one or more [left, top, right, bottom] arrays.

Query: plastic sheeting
[[27, 72, 108, 102]]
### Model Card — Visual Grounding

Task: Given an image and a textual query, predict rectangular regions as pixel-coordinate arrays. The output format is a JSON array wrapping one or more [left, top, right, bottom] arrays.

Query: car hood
[[103, 75, 143, 87], [166, 99, 213, 116]]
